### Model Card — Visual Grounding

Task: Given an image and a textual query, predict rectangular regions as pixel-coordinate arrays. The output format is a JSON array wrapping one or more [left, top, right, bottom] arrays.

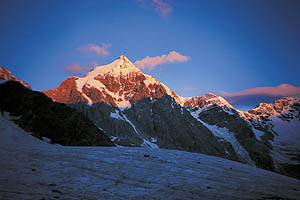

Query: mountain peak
[[68, 56, 144, 106], [0, 67, 31, 89], [87, 55, 141, 78], [118, 55, 129, 61], [44, 55, 182, 107]]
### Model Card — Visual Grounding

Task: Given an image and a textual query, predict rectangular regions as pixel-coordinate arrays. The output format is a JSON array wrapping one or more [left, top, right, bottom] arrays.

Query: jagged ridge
[[0, 67, 31, 89]]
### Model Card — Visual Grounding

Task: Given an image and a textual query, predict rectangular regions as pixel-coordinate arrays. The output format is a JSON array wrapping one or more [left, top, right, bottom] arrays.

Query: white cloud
[[134, 51, 190, 70], [77, 43, 112, 57]]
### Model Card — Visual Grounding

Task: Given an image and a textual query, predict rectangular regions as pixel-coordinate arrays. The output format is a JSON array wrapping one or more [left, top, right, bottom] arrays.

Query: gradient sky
[[1, 0, 300, 109]]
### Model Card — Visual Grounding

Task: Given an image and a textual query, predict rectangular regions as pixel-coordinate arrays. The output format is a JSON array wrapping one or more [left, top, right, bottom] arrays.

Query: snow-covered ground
[[1, 115, 300, 200], [0, 112, 47, 146]]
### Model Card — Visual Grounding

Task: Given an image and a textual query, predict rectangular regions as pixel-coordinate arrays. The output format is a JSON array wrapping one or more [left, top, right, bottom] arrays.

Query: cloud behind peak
[[219, 84, 300, 110], [134, 51, 190, 70], [220, 84, 300, 99], [65, 63, 82, 74], [77, 43, 112, 57]]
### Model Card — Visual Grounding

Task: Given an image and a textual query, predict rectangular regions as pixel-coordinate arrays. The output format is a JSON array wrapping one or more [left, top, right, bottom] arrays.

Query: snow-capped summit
[[82, 55, 142, 78], [246, 96, 300, 121], [182, 93, 234, 111], [43, 55, 181, 107]]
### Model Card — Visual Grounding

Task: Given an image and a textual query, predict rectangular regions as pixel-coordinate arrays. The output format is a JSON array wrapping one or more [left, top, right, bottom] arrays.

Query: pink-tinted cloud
[[137, 0, 172, 18], [77, 43, 112, 56], [152, 0, 172, 17], [65, 62, 99, 74], [220, 84, 300, 98], [134, 51, 190, 70], [81, 61, 99, 73], [65, 63, 82, 74], [218, 84, 300, 109], [87, 61, 99, 68]]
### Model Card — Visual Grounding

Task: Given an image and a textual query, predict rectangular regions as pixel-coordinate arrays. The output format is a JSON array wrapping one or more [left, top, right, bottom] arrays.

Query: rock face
[[70, 96, 240, 162], [42, 76, 86, 104], [183, 93, 233, 109], [0, 81, 114, 147], [187, 94, 275, 171], [0, 67, 31, 89], [42, 55, 300, 179]]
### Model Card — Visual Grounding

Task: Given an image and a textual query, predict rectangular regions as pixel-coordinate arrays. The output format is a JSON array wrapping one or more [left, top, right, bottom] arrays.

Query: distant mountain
[[0, 67, 31, 89], [189, 94, 300, 178], [245, 97, 300, 178], [0, 80, 114, 147], [40, 55, 300, 179]]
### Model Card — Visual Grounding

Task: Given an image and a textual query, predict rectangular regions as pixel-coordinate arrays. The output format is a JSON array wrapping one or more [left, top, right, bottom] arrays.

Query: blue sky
[[1, 0, 300, 109]]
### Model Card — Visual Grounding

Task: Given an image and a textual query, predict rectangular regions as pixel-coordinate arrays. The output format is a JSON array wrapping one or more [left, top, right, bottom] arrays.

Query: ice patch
[[252, 127, 264, 141], [110, 136, 119, 142], [222, 107, 235, 115], [202, 121, 254, 165], [121, 113, 139, 134], [142, 139, 158, 148], [189, 108, 203, 119], [121, 113, 158, 148], [110, 110, 123, 120], [189, 110, 254, 165], [151, 137, 157, 143]]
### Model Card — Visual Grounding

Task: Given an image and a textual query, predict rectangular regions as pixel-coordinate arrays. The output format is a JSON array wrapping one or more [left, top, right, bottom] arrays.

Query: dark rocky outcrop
[[0, 81, 114, 146], [70, 102, 143, 147], [124, 96, 236, 158], [70, 95, 241, 162]]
